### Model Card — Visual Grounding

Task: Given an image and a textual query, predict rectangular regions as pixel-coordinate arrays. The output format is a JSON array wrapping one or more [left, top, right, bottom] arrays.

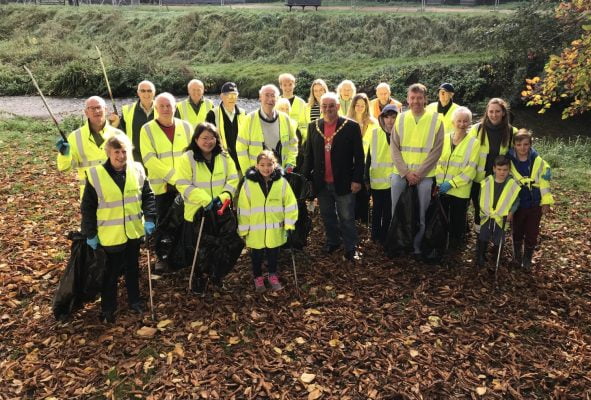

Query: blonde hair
[[256, 149, 278, 165], [308, 79, 329, 107], [278, 73, 296, 84]]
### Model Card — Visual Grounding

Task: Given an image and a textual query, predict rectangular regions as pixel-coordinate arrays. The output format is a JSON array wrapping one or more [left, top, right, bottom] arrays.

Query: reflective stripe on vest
[[480, 176, 520, 226], [395, 110, 440, 172], [179, 98, 213, 126], [369, 127, 394, 190]]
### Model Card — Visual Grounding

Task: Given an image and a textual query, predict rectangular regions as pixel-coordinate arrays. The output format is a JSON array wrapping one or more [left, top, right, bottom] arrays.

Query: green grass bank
[[0, 4, 538, 106]]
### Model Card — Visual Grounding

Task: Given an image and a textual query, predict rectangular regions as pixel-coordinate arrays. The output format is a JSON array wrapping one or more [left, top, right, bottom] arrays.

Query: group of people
[[54, 74, 554, 323]]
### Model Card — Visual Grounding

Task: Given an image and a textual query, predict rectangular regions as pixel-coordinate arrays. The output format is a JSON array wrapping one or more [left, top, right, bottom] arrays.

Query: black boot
[[522, 247, 534, 271], [192, 275, 208, 297], [513, 241, 523, 267], [476, 241, 487, 267]]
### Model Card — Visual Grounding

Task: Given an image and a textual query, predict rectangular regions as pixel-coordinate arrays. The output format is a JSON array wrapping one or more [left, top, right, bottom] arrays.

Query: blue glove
[[144, 221, 155, 236], [55, 138, 70, 156], [205, 197, 222, 211], [285, 164, 294, 174], [86, 235, 99, 250], [439, 181, 452, 194], [542, 167, 552, 181]]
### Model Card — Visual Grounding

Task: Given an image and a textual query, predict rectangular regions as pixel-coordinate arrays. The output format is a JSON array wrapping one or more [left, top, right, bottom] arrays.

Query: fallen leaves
[[136, 327, 157, 338]]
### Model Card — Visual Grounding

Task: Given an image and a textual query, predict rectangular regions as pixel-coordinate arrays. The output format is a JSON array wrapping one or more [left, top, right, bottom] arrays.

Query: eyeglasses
[[139, 89, 153, 93], [86, 106, 104, 112], [223, 93, 238, 98]]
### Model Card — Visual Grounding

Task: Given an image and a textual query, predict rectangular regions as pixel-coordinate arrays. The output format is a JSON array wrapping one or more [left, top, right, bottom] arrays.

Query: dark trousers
[[251, 247, 280, 277], [101, 239, 141, 313], [513, 206, 542, 250], [155, 187, 178, 260], [440, 194, 469, 247], [478, 219, 505, 246], [371, 188, 391, 243], [354, 186, 370, 225], [470, 181, 481, 225]]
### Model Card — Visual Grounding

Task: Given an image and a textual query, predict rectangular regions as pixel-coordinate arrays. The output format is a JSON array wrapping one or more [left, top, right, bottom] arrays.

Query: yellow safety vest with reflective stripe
[[361, 120, 378, 157], [212, 105, 246, 154], [237, 176, 298, 249], [121, 101, 158, 141], [139, 118, 193, 195], [175, 151, 240, 222], [436, 132, 480, 199], [236, 110, 298, 173], [426, 102, 459, 134], [86, 162, 145, 246], [392, 110, 443, 177], [368, 126, 394, 190], [469, 123, 518, 183], [510, 155, 554, 206], [56, 121, 121, 199], [280, 95, 309, 144], [176, 98, 213, 127], [479, 176, 520, 228]]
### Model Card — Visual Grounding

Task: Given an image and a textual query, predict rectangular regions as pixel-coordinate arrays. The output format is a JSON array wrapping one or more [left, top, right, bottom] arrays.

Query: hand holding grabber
[[23, 66, 67, 142], [95, 45, 118, 116]]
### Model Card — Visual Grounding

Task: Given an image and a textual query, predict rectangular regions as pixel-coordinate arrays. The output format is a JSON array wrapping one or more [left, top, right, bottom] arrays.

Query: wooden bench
[[285, 0, 320, 11]]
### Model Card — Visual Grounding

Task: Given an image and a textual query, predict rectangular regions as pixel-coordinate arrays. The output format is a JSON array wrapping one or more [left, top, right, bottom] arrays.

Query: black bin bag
[[421, 194, 449, 263], [283, 172, 312, 249], [52, 231, 106, 320], [156, 194, 191, 270], [384, 184, 419, 258]]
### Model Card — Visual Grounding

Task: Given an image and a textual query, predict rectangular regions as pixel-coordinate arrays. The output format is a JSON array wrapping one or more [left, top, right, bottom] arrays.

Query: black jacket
[[244, 166, 284, 196], [302, 117, 365, 196]]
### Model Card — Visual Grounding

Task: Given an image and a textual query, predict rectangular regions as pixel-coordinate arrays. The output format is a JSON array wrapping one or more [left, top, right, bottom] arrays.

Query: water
[[0, 95, 589, 137]]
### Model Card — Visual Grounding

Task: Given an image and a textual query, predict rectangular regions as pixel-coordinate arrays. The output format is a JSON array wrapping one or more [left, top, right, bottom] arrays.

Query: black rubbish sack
[[385, 184, 420, 257], [155, 194, 191, 270], [421, 194, 449, 263], [284, 172, 312, 249], [191, 204, 244, 282], [52, 231, 106, 320]]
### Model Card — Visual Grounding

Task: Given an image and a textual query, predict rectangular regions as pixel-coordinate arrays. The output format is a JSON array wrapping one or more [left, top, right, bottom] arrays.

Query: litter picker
[[494, 216, 508, 289], [188, 214, 206, 292], [145, 236, 155, 321], [23, 66, 67, 141], [288, 231, 300, 295], [95, 45, 118, 116]]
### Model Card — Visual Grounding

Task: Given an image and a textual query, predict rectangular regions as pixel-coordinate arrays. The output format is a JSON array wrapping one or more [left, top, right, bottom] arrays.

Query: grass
[[535, 136, 591, 191]]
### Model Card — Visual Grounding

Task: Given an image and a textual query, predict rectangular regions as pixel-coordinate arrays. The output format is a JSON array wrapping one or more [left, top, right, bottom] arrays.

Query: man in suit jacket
[[302, 92, 365, 262]]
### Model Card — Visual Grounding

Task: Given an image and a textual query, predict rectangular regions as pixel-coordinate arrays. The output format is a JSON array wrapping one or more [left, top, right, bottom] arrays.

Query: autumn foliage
[[522, 0, 591, 118]]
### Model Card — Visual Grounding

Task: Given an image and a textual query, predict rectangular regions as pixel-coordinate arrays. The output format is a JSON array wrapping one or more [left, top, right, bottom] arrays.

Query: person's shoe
[[154, 259, 169, 274], [192, 275, 208, 297], [254, 276, 266, 293], [268, 274, 283, 291], [324, 244, 341, 254], [129, 301, 144, 314], [343, 250, 360, 263], [99, 311, 115, 324], [412, 252, 423, 262], [476, 241, 487, 267], [522, 247, 534, 271]]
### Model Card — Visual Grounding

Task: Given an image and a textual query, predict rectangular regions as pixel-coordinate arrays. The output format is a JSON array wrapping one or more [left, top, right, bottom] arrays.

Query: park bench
[[285, 0, 320, 11]]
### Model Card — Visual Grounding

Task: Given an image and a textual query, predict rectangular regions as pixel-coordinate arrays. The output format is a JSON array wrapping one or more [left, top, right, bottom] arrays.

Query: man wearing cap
[[370, 82, 403, 119], [390, 83, 444, 259], [236, 84, 298, 174], [175, 79, 213, 127], [115, 80, 158, 163], [140, 92, 193, 272], [426, 83, 459, 134], [206, 82, 245, 171], [364, 104, 399, 244], [302, 92, 365, 263], [278, 73, 309, 144]]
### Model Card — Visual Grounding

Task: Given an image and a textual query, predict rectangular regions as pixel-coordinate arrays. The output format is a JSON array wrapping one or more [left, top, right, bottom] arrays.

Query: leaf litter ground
[[0, 128, 590, 399]]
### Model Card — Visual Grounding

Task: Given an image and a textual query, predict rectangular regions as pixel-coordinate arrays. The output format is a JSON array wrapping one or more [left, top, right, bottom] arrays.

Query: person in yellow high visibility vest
[[139, 92, 193, 272], [468, 98, 518, 233], [336, 80, 356, 116], [205, 82, 246, 172], [275, 98, 304, 171], [369, 82, 403, 119], [238, 150, 298, 293], [390, 83, 444, 258], [236, 84, 298, 174], [55, 96, 123, 199], [80, 134, 156, 323], [278, 73, 309, 144], [476, 155, 520, 268], [435, 106, 479, 251], [364, 104, 399, 244], [175, 79, 214, 127], [426, 83, 460, 135], [115, 80, 157, 163], [507, 129, 554, 270]]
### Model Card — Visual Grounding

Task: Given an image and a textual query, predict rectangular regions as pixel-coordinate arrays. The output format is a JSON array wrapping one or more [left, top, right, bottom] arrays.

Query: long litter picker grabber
[[289, 234, 300, 296], [95, 45, 118, 116], [494, 216, 508, 289], [145, 236, 155, 321], [23, 66, 67, 142]]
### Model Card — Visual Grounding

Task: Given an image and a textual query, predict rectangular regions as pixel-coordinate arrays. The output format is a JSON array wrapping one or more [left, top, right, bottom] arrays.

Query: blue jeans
[[317, 184, 358, 252]]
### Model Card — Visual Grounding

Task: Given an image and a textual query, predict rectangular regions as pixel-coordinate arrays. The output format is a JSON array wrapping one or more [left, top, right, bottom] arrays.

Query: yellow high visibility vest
[[236, 110, 298, 173], [361, 120, 378, 157], [435, 132, 480, 199], [510, 154, 554, 206], [86, 162, 145, 246], [469, 123, 518, 182], [392, 110, 443, 177], [176, 98, 213, 127], [426, 102, 459, 134], [211, 105, 246, 153], [56, 121, 121, 198], [280, 95, 309, 143], [368, 126, 394, 190], [479, 175, 521, 227], [175, 151, 240, 222], [237, 175, 298, 249], [139, 118, 193, 195], [121, 101, 158, 141]]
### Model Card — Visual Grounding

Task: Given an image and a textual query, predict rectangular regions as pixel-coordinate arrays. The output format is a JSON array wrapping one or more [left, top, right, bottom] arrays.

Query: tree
[[522, 0, 591, 118]]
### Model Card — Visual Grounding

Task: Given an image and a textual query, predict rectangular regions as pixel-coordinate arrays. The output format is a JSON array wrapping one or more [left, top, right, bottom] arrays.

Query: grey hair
[[451, 106, 473, 123]]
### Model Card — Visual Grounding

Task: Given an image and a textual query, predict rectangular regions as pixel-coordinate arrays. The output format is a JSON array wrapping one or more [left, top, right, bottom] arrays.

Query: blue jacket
[[507, 148, 542, 209]]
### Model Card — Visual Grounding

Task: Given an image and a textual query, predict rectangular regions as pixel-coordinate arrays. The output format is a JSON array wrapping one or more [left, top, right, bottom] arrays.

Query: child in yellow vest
[[476, 155, 521, 268], [237, 150, 298, 292]]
